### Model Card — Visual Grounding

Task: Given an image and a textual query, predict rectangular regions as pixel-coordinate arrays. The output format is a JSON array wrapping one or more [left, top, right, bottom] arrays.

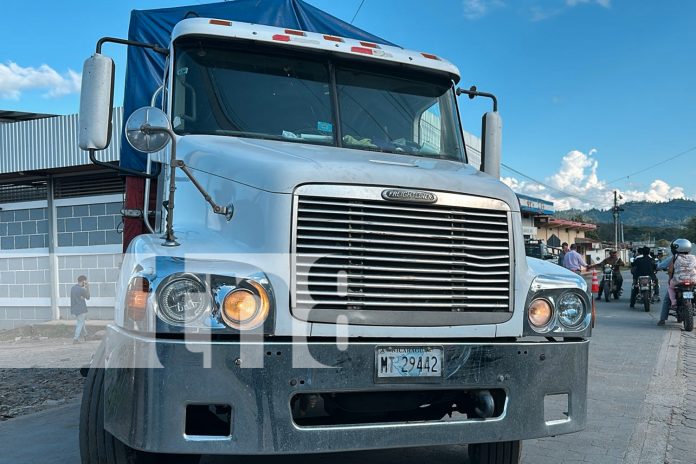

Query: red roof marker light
[[272, 34, 291, 42], [351, 46, 374, 55], [209, 19, 232, 26], [359, 41, 380, 49]]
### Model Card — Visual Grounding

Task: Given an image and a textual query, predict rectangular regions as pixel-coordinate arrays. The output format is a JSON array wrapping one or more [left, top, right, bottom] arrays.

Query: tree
[[684, 216, 696, 243]]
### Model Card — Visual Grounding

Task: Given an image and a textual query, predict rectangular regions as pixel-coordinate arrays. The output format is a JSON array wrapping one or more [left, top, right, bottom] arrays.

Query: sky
[[1, 0, 695, 211]]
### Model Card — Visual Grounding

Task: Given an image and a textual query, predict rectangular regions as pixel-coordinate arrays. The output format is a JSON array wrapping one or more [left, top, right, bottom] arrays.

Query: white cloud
[[0, 62, 81, 100], [566, 0, 611, 8], [504, 149, 687, 211], [462, 0, 505, 19], [464, 0, 610, 21]]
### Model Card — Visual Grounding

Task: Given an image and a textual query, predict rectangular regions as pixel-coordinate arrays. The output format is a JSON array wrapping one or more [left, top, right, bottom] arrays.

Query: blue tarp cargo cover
[[121, 0, 396, 170]]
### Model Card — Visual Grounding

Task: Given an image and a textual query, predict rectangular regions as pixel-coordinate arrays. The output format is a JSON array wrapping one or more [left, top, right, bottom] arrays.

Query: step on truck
[[77, 7, 592, 464]]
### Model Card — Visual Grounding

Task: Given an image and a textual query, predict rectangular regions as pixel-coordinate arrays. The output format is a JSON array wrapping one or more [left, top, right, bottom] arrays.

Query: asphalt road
[[2, 270, 695, 464]]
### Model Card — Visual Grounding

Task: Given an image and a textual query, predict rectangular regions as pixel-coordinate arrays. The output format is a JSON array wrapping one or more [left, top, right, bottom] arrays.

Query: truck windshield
[[172, 39, 465, 161]]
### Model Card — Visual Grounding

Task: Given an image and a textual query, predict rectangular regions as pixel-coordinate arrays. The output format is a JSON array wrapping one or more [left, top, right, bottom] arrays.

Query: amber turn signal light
[[126, 277, 150, 321]]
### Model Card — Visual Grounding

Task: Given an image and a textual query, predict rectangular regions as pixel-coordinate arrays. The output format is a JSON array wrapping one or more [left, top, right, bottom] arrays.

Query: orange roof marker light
[[421, 52, 441, 61], [359, 41, 380, 49], [209, 19, 232, 26], [323, 35, 344, 42], [285, 28, 307, 36]]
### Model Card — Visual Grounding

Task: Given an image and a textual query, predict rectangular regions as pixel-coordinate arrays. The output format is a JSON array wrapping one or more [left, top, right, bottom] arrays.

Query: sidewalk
[[0, 319, 110, 341]]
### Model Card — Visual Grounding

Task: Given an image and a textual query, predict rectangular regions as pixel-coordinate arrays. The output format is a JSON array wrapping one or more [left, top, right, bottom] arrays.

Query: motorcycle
[[632, 275, 653, 312], [671, 281, 695, 332], [602, 264, 622, 302]]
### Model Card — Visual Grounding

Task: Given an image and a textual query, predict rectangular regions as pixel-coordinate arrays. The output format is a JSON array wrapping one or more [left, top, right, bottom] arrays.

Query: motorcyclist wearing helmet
[[661, 238, 696, 324], [630, 246, 658, 308], [592, 250, 625, 300]]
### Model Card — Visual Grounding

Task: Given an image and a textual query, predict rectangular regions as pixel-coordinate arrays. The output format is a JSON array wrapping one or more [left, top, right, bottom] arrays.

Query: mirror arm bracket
[[96, 37, 169, 56], [141, 125, 233, 247], [174, 160, 233, 221], [456, 85, 498, 112], [88, 149, 161, 179]]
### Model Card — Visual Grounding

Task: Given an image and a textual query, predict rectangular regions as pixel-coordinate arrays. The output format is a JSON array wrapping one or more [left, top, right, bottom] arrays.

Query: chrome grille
[[292, 186, 512, 325]]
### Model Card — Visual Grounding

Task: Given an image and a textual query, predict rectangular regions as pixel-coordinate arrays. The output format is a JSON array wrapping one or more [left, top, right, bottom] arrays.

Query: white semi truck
[[77, 15, 592, 464]]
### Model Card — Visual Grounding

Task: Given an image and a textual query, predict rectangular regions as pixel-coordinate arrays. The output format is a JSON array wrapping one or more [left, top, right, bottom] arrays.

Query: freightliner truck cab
[[77, 16, 592, 464]]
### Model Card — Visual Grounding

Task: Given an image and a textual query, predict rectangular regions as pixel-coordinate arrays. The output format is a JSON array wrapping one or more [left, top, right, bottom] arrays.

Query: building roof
[[517, 194, 555, 215], [545, 218, 597, 231], [0, 108, 122, 175], [0, 110, 56, 124]]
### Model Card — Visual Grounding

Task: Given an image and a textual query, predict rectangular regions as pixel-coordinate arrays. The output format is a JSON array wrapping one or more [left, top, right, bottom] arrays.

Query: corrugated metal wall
[[0, 107, 122, 174]]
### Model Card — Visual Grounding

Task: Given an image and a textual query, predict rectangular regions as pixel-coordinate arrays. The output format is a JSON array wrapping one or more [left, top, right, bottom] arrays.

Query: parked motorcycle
[[671, 281, 695, 332], [602, 264, 622, 302], [631, 275, 653, 312]]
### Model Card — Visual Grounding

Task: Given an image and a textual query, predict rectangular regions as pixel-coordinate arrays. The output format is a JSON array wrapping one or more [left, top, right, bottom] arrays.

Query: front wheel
[[643, 290, 651, 312], [684, 300, 694, 332], [80, 342, 200, 464], [468, 441, 522, 464], [604, 282, 611, 302]]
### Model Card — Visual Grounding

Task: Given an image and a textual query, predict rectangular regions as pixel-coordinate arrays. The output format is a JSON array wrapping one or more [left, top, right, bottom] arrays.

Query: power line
[[606, 144, 696, 185], [350, 0, 366, 24]]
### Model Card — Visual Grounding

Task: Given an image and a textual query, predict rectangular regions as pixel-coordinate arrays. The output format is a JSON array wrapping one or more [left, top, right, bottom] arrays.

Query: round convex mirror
[[125, 106, 171, 153]]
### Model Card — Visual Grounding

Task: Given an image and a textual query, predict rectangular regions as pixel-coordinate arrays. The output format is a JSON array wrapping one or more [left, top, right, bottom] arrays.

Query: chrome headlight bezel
[[524, 275, 592, 337], [155, 272, 212, 326]]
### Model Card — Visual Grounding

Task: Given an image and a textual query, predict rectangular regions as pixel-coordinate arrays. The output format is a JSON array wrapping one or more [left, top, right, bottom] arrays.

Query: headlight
[[220, 280, 270, 330], [528, 298, 553, 328], [157, 275, 210, 325], [557, 292, 585, 328]]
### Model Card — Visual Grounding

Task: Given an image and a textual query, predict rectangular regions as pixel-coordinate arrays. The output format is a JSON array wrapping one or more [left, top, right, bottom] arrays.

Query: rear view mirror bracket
[[81, 37, 169, 180]]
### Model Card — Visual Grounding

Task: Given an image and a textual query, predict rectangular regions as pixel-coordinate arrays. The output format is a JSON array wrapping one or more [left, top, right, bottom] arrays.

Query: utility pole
[[612, 190, 624, 251]]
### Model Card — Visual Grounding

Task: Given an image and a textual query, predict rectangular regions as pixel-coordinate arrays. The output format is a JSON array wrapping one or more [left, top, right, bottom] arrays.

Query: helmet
[[671, 238, 692, 254]]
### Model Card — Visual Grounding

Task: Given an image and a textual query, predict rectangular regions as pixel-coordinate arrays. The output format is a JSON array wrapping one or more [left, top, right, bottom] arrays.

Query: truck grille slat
[[296, 281, 509, 291], [298, 216, 504, 233], [295, 300, 510, 309], [297, 243, 510, 256], [298, 199, 509, 219], [296, 263, 510, 276], [298, 207, 508, 227], [297, 234, 510, 246], [296, 272, 509, 284], [293, 189, 512, 321]]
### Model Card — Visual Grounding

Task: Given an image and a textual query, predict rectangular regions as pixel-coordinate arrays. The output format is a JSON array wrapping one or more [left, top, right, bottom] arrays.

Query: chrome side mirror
[[78, 54, 115, 150], [481, 111, 502, 179], [125, 106, 172, 153]]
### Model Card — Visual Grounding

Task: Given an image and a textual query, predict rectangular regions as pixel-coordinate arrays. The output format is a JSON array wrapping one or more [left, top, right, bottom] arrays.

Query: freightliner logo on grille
[[381, 189, 438, 203]]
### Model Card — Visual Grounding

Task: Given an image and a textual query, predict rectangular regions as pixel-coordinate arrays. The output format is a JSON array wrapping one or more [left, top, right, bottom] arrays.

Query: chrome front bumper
[[103, 325, 588, 455]]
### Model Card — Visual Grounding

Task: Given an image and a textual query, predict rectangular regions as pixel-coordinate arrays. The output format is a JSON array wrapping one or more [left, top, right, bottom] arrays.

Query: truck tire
[[684, 301, 694, 332], [80, 342, 200, 464], [468, 440, 522, 464]]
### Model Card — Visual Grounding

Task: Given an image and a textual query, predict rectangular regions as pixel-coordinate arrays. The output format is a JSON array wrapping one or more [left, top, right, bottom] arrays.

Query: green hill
[[557, 198, 696, 227]]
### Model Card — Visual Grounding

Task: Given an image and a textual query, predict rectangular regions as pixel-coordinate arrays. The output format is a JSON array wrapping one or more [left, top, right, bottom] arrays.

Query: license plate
[[376, 347, 443, 378], [684, 291, 694, 299]]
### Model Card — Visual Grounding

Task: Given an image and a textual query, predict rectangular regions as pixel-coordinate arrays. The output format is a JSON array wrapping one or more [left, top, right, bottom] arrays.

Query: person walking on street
[[558, 242, 569, 267], [71, 275, 90, 343], [563, 244, 588, 274]]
